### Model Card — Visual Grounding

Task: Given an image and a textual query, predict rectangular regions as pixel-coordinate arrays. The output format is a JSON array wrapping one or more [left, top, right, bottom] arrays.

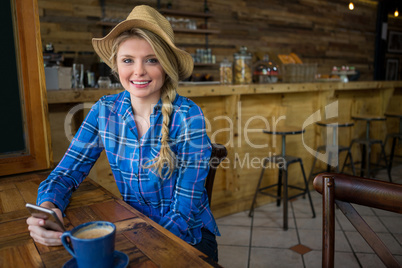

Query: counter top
[[46, 81, 402, 104]]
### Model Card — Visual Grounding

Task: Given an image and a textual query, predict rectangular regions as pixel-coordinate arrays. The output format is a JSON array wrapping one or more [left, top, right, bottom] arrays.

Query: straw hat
[[92, 5, 193, 80]]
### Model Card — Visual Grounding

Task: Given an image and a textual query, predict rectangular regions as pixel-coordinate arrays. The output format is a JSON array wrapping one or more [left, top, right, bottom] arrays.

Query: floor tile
[[335, 212, 355, 231], [249, 247, 303, 268], [353, 204, 376, 216], [335, 210, 387, 232], [344, 231, 375, 253], [298, 229, 352, 251], [217, 225, 251, 247], [345, 231, 402, 254], [305, 251, 361, 268], [252, 202, 296, 229], [251, 227, 298, 248], [294, 215, 325, 230], [355, 253, 389, 268], [218, 245, 249, 268], [290, 244, 312, 255], [329, 252, 361, 268], [291, 196, 321, 218], [302, 250, 322, 268], [216, 210, 252, 227], [252, 210, 296, 229], [374, 208, 402, 217], [394, 233, 402, 244], [379, 216, 402, 234]]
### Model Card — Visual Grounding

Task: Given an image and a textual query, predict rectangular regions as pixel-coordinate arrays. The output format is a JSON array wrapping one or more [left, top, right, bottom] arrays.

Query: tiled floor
[[216, 164, 402, 268]]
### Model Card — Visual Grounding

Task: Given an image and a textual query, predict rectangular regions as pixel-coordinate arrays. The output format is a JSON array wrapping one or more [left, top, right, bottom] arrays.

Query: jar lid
[[234, 46, 252, 59], [220, 57, 232, 67]]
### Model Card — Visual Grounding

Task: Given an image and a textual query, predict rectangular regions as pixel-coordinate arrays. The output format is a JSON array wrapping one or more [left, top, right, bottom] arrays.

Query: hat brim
[[92, 19, 193, 80]]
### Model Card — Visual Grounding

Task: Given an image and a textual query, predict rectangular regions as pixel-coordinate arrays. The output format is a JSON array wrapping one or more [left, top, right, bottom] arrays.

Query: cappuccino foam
[[74, 226, 113, 239]]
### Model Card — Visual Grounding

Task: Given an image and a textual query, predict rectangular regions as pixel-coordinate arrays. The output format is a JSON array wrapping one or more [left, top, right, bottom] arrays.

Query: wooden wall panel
[[38, 0, 402, 82]]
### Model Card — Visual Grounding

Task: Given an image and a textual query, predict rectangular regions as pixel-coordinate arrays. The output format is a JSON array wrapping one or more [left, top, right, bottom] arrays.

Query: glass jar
[[233, 46, 252, 84], [220, 58, 233, 84], [253, 55, 280, 84], [97, 76, 111, 88]]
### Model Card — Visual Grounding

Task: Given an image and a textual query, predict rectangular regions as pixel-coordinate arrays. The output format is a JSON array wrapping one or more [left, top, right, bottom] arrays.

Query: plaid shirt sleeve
[[157, 103, 213, 243], [36, 101, 104, 211]]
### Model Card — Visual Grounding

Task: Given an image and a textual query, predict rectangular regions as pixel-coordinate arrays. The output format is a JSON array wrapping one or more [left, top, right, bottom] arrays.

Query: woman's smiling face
[[116, 37, 165, 102]]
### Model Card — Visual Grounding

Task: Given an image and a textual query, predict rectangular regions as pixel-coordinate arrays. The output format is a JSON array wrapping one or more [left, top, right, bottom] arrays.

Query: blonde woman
[[27, 5, 219, 261]]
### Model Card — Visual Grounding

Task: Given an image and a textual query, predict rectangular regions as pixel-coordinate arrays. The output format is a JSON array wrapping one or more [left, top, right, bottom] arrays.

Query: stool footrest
[[351, 162, 389, 172], [265, 155, 301, 166], [351, 138, 384, 146], [386, 133, 402, 139], [317, 145, 353, 153], [258, 184, 309, 201]]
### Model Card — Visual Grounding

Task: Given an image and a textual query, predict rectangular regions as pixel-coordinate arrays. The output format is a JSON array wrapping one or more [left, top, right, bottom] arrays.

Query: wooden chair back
[[313, 173, 402, 268], [205, 143, 227, 206]]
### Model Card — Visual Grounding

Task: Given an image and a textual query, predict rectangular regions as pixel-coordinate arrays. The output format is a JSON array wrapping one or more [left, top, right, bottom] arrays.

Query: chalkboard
[[0, 0, 26, 154]]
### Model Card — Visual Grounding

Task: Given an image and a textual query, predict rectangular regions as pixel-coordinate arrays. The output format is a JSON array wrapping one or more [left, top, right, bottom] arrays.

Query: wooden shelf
[[159, 8, 214, 18], [173, 28, 220, 34], [194, 63, 219, 67], [96, 22, 219, 35], [96, 21, 122, 27]]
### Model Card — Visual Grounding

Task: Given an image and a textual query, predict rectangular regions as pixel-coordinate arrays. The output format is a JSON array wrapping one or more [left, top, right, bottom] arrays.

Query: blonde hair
[[110, 28, 179, 178]]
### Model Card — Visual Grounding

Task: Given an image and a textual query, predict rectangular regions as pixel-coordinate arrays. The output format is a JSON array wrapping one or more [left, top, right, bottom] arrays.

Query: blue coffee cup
[[61, 221, 116, 268]]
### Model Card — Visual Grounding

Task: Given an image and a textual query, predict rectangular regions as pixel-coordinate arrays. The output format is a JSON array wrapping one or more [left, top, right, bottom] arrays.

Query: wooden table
[[0, 171, 221, 268]]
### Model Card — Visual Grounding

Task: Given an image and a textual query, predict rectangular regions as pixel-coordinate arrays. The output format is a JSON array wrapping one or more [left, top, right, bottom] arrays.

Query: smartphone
[[26, 203, 66, 232]]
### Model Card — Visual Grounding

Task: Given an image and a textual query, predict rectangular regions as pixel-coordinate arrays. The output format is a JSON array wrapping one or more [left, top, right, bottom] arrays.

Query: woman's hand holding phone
[[26, 202, 65, 246]]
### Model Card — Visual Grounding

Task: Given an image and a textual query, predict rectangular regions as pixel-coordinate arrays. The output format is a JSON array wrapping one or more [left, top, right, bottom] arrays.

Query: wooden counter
[[47, 81, 402, 103], [46, 81, 402, 218]]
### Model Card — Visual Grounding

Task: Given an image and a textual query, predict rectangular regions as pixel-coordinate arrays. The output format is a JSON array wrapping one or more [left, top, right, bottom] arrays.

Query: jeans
[[193, 228, 218, 263]]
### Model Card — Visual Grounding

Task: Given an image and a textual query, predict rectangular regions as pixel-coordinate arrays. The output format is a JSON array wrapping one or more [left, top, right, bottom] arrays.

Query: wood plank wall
[[38, 0, 402, 82]]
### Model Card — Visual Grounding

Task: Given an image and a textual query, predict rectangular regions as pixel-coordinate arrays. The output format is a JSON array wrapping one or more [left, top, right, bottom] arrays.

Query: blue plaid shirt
[[37, 90, 219, 244]]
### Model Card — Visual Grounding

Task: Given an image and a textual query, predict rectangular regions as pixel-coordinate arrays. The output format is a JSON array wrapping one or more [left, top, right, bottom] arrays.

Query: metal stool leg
[[349, 150, 356, 176], [342, 140, 356, 175], [341, 147, 356, 176], [380, 143, 392, 182], [360, 144, 367, 177], [366, 143, 372, 178], [299, 159, 316, 218], [308, 150, 320, 183], [342, 149, 356, 176], [327, 150, 332, 172], [334, 151, 340, 173], [389, 136, 397, 180], [283, 165, 289, 230], [249, 158, 268, 217], [277, 167, 283, 207]]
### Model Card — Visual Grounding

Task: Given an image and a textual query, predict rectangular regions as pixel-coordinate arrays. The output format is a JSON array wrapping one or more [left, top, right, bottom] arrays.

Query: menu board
[[0, 0, 26, 154]]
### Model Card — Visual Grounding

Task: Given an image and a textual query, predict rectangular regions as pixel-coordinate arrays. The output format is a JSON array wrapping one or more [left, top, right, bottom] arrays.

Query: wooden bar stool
[[348, 115, 391, 181], [249, 126, 316, 230], [309, 120, 356, 181], [384, 112, 402, 180]]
